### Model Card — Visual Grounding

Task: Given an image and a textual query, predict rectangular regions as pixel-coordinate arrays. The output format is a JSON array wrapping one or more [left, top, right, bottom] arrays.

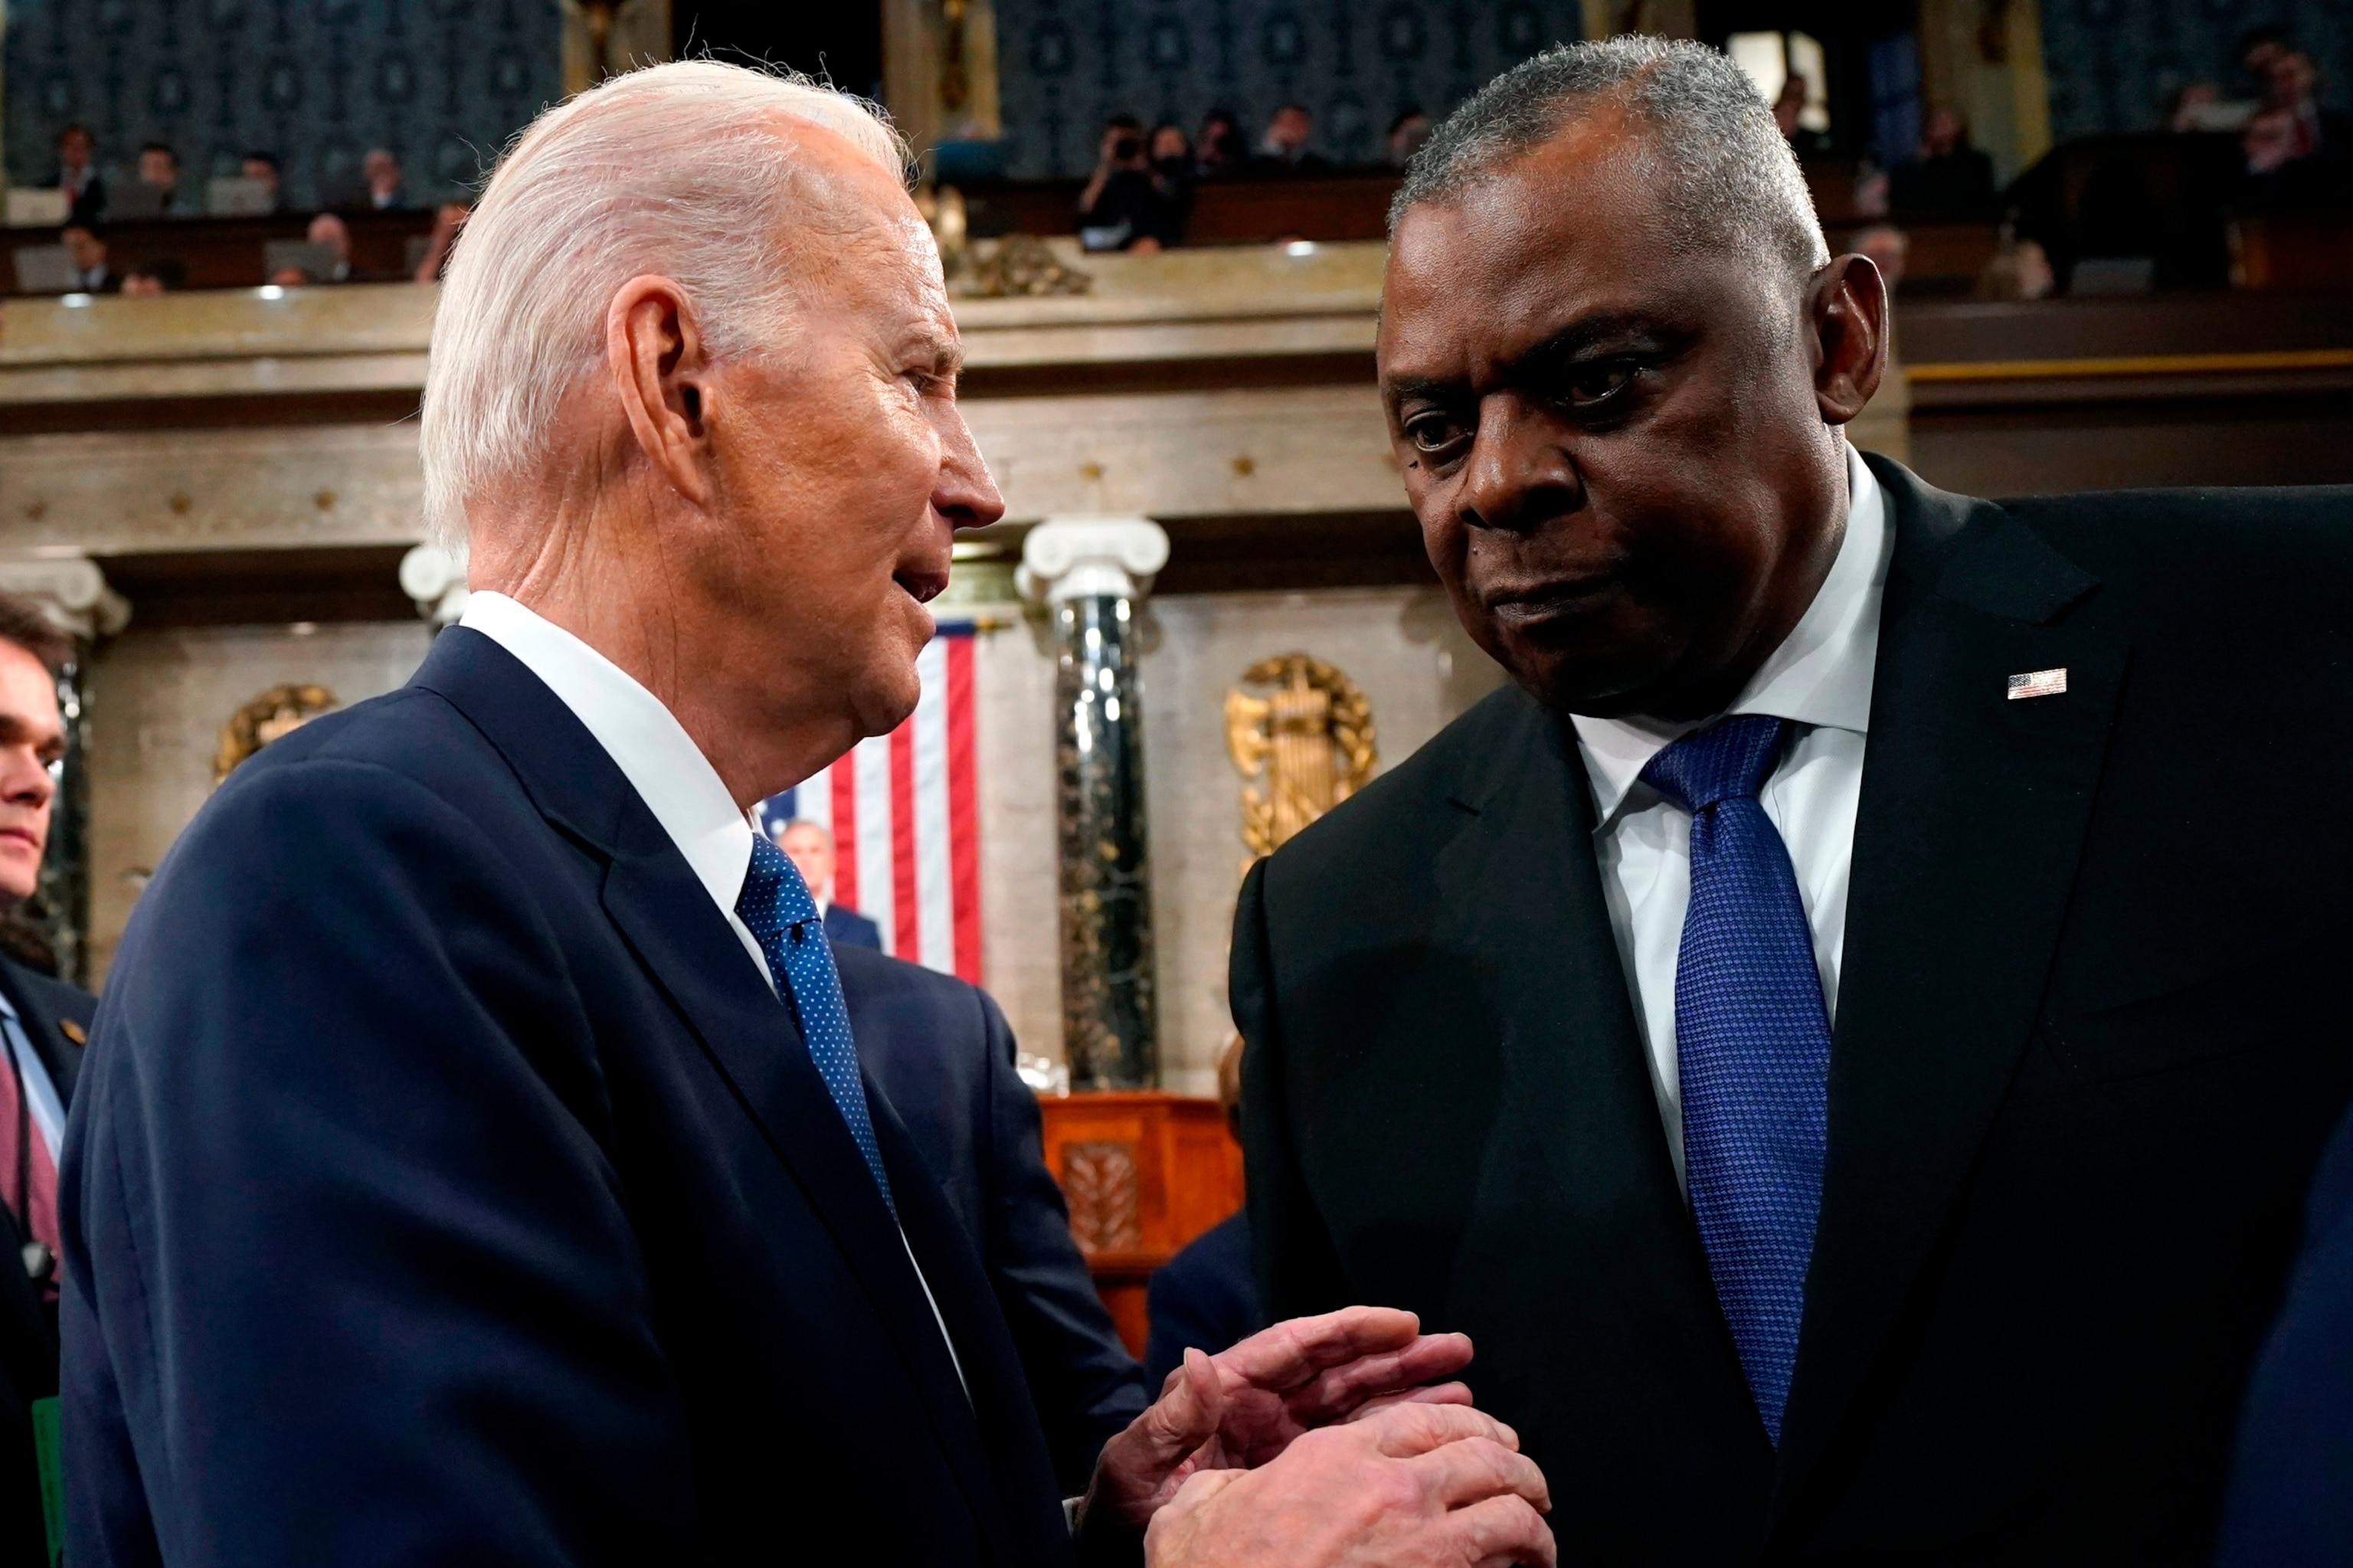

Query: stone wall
[[85, 619, 433, 982]]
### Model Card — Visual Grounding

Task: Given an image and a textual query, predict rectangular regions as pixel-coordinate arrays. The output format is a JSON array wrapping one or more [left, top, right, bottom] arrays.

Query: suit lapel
[[1772, 462, 2128, 1524], [1433, 695, 1765, 1433], [416, 631, 1006, 1534]]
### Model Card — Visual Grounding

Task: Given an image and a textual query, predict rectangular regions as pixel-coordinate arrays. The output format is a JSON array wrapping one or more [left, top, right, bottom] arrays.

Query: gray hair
[[1392, 36, 1828, 283], [420, 61, 909, 548]]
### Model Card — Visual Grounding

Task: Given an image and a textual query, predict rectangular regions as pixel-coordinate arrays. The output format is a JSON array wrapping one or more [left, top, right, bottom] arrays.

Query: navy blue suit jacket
[[2215, 1094, 2353, 1566], [837, 948, 1147, 1491], [1144, 1210, 1264, 1391], [826, 903, 883, 951], [60, 629, 1074, 1566]]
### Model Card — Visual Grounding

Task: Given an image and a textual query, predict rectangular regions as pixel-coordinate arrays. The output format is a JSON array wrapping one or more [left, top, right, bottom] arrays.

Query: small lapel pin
[[59, 1019, 85, 1045], [2007, 667, 2068, 701]]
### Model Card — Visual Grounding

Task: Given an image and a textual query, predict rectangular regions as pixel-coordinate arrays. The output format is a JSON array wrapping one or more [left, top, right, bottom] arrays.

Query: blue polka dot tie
[[737, 833, 895, 1217], [1640, 714, 1829, 1444]]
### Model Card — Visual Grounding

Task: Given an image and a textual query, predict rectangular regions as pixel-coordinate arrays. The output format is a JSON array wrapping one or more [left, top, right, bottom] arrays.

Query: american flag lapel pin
[[2007, 667, 2068, 701]]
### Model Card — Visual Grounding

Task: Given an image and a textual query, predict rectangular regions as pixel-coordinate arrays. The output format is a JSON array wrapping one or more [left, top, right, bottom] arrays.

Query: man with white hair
[[59, 62, 1554, 1568]]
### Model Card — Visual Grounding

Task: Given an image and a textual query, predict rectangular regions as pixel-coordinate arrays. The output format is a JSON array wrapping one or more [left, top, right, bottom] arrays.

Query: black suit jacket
[[838, 946, 1147, 1491], [1238, 457, 2353, 1563], [0, 958, 87, 1566], [1144, 1211, 1263, 1390], [61, 628, 1073, 1566]]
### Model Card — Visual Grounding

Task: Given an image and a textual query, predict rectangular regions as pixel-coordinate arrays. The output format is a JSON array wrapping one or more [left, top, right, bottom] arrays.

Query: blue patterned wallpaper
[[994, 0, 1587, 178], [5, 0, 561, 210], [2040, 0, 2350, 139]]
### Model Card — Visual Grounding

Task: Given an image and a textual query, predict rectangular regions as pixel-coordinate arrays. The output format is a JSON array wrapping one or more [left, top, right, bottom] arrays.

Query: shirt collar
[[1571, 443, 1892, 827], [459, 591, 757, 917]]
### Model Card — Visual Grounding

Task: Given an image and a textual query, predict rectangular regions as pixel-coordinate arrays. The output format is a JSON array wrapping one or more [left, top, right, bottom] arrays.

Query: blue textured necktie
[[737, 833, 895, 1216], [1640, 714, 1830, 1443]]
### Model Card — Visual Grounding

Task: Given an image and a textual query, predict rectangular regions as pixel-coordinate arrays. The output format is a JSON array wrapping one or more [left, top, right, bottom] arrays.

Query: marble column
[[1019, 517, 1170, 1090], [398, 542, 471, 629], [0, 556, 129, 987]]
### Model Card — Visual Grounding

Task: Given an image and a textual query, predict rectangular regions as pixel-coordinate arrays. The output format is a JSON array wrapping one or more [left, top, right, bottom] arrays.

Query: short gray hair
[[1392, 36, 1828, 283], [421, 60, 909, 548]]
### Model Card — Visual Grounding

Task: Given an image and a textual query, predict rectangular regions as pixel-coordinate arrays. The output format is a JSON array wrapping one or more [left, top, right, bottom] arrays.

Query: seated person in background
[[134, 142, 183, 215], [58, 225, 114, 293], [1196, 110, 1245, 178], [1149, 122, 1196, 232], [0, 594, 97, 1568], [1251, 103, 1330, 173], [306, 212, 365, 282], [362, 148, 408, 211], [119, 257, 185, 296], [1890, 102, 1996, 215], [241, 151, 283, 212], [1388, 108, 1432, 169], [1078, 116, 1184, 251], [413, 200, 469, 283], [1851, 222, 1909, 292], [51, 125, 105, 226], [773, 819, 880, 949], [1975, 228, 2054, 300], [1145, 1035, 1266, 1390], [2243, 49, 2351, 196], [840, 946, 1148, 1490]]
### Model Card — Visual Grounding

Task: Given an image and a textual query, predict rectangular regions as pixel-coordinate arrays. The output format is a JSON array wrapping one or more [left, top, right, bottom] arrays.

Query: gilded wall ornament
[[1224, 653, 1376, 866], [214, 683, 339, 786]]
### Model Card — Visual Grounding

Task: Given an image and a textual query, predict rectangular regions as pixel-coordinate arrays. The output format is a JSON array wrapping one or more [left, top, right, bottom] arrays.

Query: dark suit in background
[[0, 958, 87, 1566], [838, 947, 1147, 1491], [1144, 1211, 1264, 1390], [825, 902, 883, 951], [1239, 463, 2353, 1563], [62, 630, 1074, 1566], [2214, 1092, 2353, 1566]]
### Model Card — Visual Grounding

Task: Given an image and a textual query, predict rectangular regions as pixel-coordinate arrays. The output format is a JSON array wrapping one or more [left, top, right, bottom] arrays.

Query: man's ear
[[1808, 253, 1888, 426], [607, 274, 714, 507]]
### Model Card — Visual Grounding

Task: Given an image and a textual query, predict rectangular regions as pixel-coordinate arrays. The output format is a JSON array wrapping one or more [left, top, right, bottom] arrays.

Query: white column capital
[[0, 553, 129, 640], [1016, 516, 1170, 605], [398, 542, 471, 629]]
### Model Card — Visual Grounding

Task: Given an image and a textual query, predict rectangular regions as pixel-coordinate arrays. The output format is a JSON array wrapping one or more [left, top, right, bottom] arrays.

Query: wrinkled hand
[[1082, 1306, 1476, 1540], [1143, 1401, 1555, 1568]]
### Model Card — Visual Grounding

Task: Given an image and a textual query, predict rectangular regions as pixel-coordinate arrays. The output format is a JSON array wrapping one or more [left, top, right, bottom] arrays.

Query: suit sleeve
[[1232, 856, 1354, 1321], [974, 988, 1147, 1493], [60, 758, 693, 1567]]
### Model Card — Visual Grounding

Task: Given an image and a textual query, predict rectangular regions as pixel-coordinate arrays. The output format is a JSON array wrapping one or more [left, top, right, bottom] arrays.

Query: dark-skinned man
[[1238, 36, 2353, 1564]]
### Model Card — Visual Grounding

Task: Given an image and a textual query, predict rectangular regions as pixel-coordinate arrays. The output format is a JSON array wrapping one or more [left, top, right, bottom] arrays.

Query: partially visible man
[[1241, 36, 2353, 1564], [132, 142, 182, 216], [57, 225, 113, 294], [239, 152, 283, 212], [0, 594, 95, 1566], [64, 61, 1553, 1568], [51, 126, 103, 226], [776, 818, 882, 949], [840, 945, 1149, 1490], [1252, 104, 1328, 172]]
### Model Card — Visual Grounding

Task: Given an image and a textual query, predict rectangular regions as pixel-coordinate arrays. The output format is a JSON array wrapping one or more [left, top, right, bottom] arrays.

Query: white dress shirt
[[1570, 445, 1892, 1187], [457, 591, 967, 1390]]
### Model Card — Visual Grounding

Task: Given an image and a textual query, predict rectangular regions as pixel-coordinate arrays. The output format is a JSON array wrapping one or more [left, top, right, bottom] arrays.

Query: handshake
[[1076, 1306, 1554, 1567]]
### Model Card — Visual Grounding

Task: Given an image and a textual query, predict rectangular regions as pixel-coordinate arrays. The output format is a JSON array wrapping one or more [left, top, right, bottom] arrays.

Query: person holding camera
[[1078, 115, 1187, 252]]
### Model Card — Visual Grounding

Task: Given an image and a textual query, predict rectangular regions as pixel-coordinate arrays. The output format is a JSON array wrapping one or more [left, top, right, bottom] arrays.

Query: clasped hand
[[1077, 1305, 1554, 1567]]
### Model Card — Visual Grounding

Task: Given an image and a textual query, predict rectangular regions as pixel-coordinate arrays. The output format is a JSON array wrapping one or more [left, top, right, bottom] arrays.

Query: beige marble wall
[[84, 620, 433, 983], [964, 585, 1507, 1092]]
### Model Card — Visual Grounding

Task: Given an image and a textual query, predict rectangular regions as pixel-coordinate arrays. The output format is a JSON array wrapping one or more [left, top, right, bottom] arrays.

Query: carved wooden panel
[[1060, 1139, 1142, 1255]]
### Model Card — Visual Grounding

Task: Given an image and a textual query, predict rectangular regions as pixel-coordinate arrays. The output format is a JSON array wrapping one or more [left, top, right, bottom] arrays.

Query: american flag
[[756, 625, 982, 982]]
